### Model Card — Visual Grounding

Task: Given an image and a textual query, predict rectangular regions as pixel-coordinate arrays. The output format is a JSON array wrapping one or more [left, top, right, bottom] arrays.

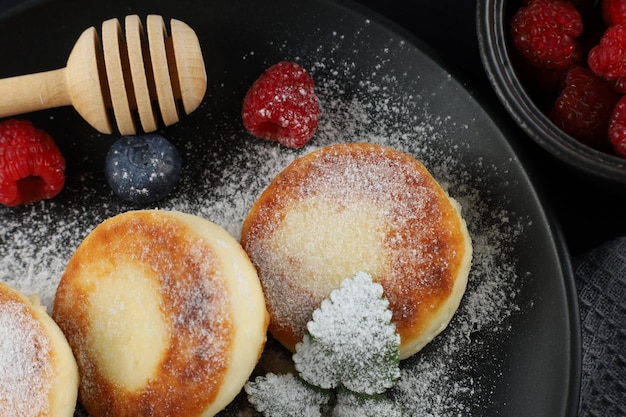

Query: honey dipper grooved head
[[65, 15, 207, 135]]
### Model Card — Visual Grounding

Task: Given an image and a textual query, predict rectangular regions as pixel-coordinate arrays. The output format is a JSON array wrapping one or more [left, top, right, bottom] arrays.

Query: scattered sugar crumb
[[0, 18, 527, 417]]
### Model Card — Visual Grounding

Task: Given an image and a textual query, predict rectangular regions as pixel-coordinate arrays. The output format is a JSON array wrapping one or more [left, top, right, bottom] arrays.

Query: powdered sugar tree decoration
[[245, 272, 402, 416], [294, 271, 401, 394]]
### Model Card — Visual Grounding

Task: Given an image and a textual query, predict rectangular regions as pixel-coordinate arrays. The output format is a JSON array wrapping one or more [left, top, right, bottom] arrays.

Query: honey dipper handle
[[0, 68, 70, 118]]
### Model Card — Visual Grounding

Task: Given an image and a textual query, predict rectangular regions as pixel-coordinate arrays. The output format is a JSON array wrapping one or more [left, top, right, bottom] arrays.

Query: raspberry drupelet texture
[[608, 95, 626, 156], [0, 119, 66, 206], [548, 66, 620, 151], [588, 23, 626, 87], [510, 0, 583, 70], [242, 61, 320, 149]]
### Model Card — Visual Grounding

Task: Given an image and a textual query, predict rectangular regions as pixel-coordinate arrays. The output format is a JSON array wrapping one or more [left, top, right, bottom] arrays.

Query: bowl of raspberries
[[477, 0, 626, 184]]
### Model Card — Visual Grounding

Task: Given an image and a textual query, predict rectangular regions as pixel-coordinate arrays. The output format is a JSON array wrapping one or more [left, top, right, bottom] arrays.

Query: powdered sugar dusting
[[294, 272, 400, 395], [1, 15, 529, 417], [51, 211, 235, 416], [0, 295, 53, 416], [240, 142, 468, 356]]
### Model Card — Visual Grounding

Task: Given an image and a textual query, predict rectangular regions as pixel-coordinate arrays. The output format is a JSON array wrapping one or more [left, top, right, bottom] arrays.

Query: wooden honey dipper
[[0, 14, 207, 135]]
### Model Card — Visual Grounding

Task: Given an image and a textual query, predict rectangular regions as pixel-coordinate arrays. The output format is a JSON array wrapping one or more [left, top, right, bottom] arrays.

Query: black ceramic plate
[[0, 0, 580, 416]]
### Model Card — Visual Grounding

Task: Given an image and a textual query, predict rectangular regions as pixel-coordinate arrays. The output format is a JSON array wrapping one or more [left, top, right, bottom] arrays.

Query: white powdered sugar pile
[[0, 17, 528, 417]]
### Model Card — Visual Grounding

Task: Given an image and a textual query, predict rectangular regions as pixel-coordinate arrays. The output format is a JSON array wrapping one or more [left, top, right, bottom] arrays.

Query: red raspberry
[[242, 61, 319, 148], [608, 96, 626, 156], [548, 66, 619, 151], [0, 119, 66, 206], [588, 24, 626, 83], [603, 0, 626, 26], [510, 0, 583, 70]]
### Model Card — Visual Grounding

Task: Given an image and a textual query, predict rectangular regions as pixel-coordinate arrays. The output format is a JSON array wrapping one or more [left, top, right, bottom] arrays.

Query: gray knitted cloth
[[574, 237, 626, 416]]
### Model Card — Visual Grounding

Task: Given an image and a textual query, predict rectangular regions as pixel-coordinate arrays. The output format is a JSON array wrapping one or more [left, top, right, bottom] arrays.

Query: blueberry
[[105, 134, 182, 204]]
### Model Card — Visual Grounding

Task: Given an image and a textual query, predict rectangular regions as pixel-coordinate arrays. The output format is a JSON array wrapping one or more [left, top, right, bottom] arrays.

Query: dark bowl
[[476, 0, 626, 185]]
